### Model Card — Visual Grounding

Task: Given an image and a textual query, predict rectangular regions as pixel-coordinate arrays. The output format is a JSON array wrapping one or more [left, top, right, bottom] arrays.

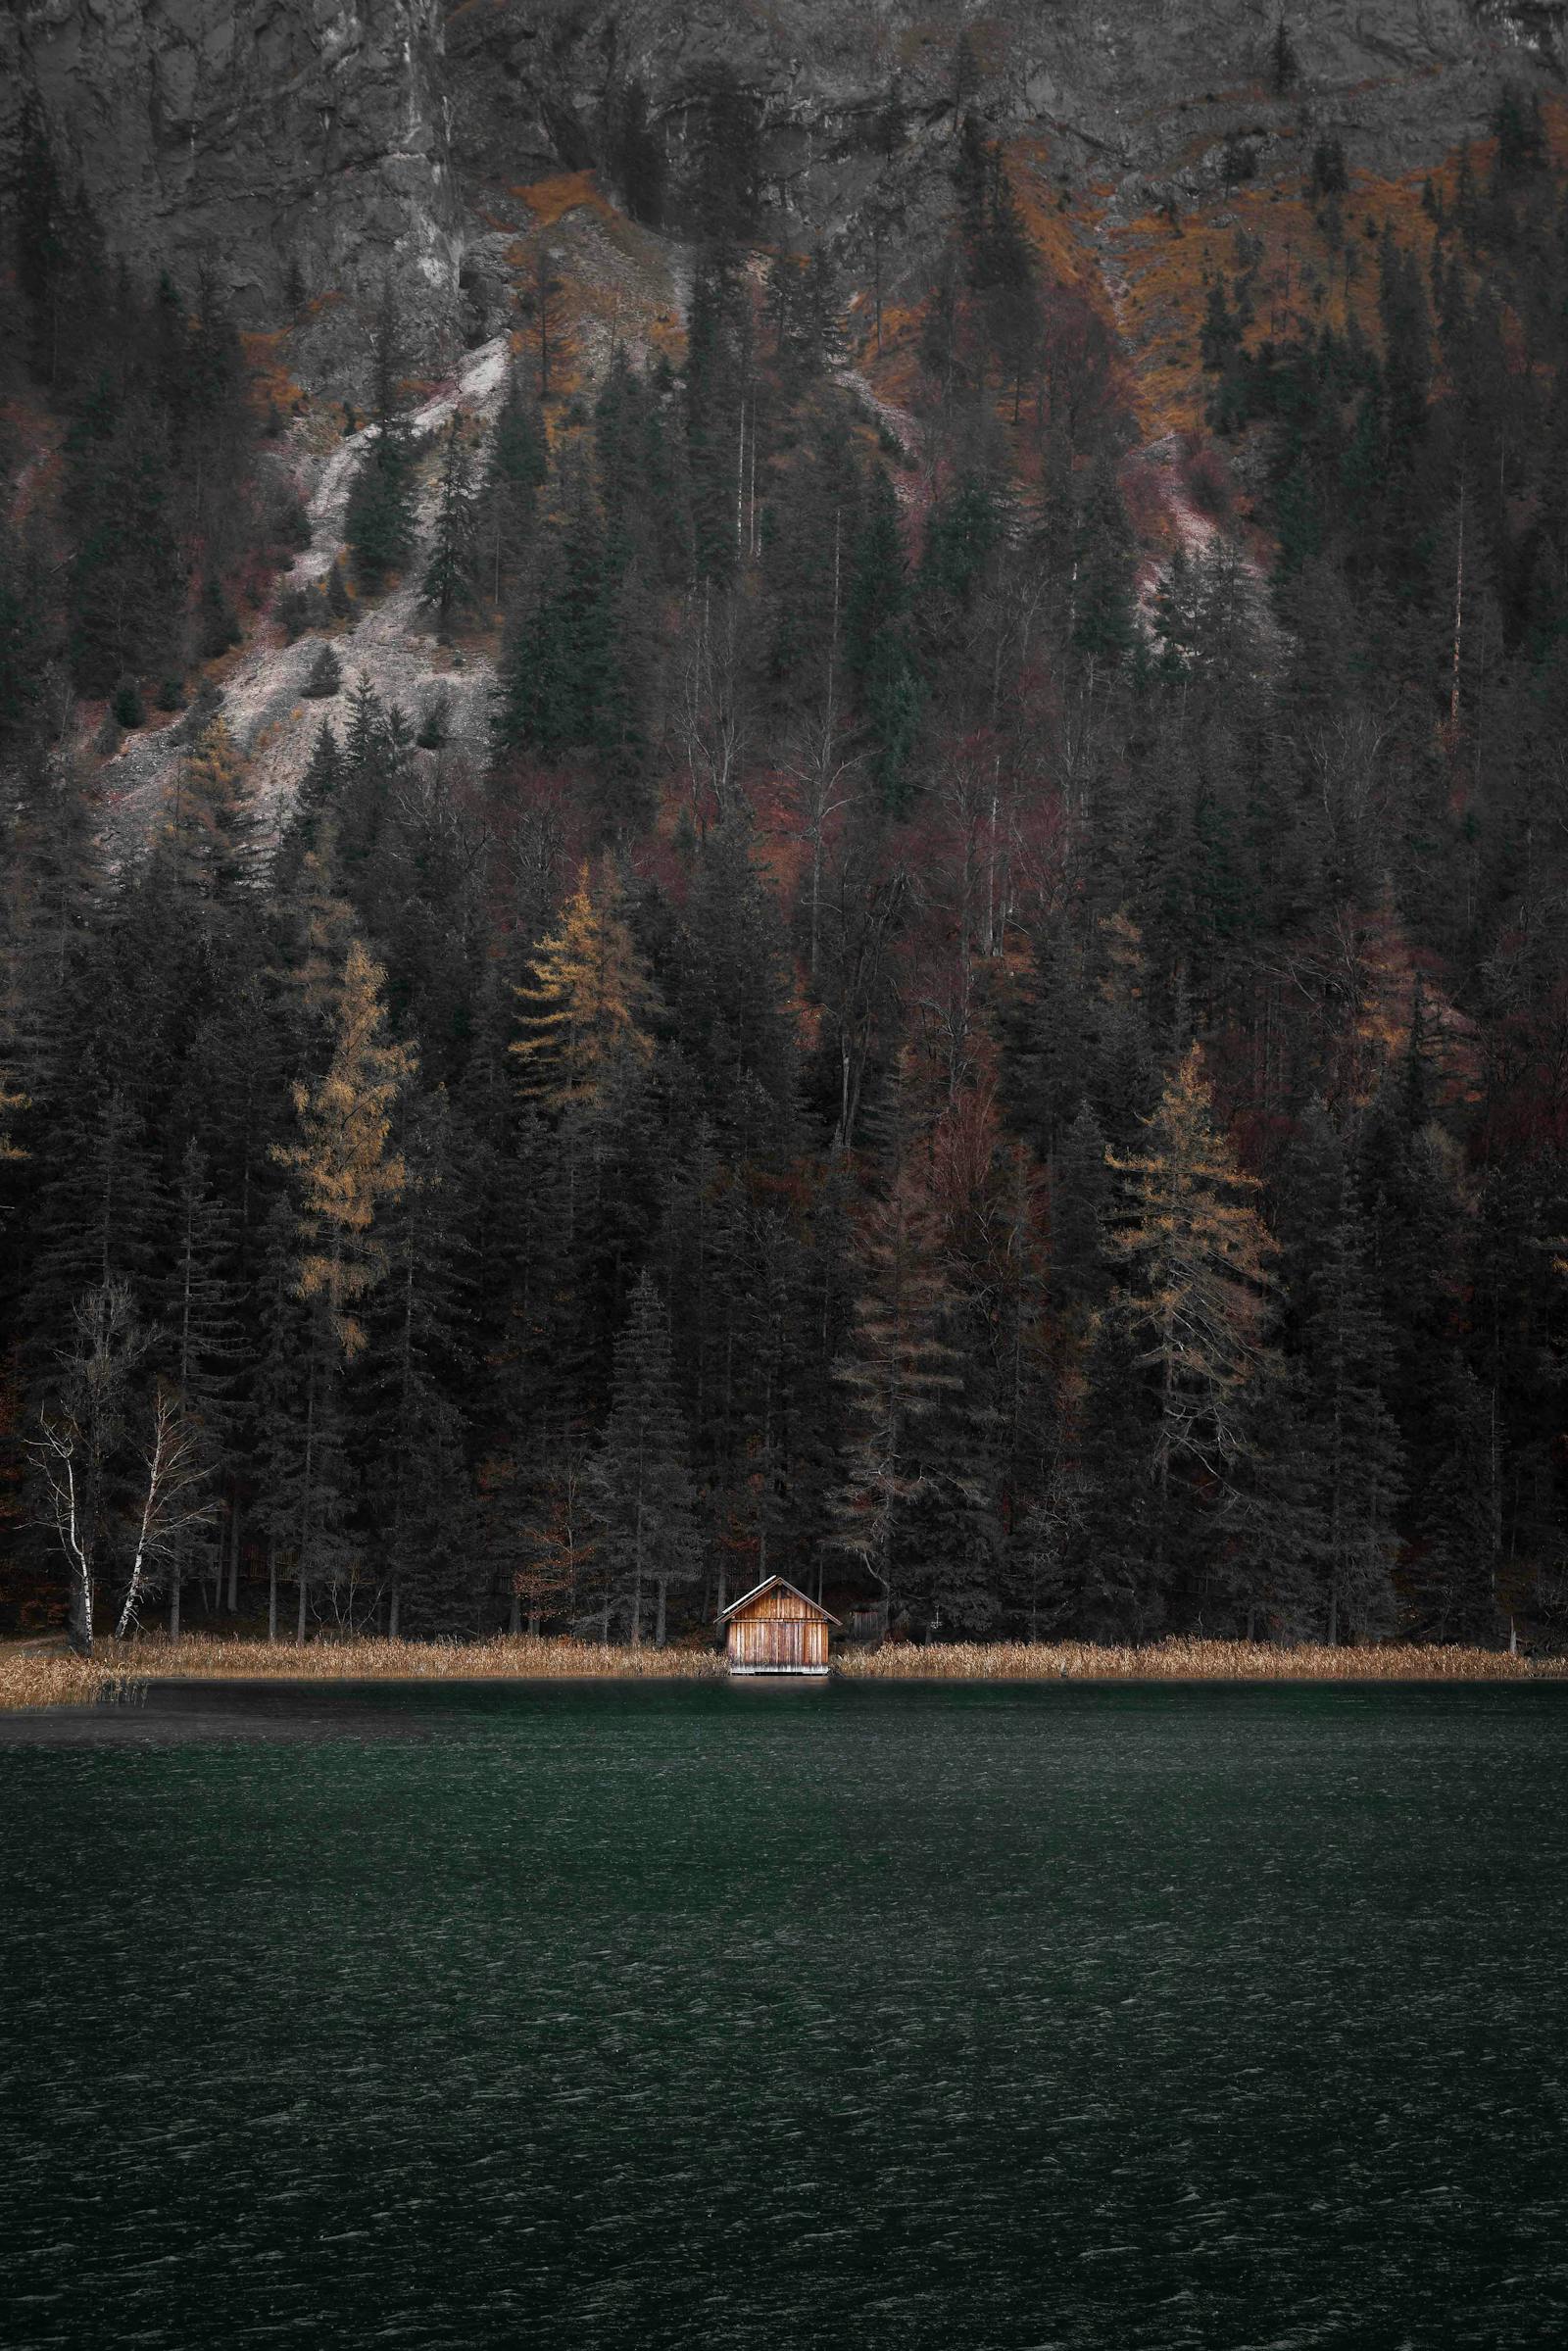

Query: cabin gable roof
[[717, 1574, 841, 1627]]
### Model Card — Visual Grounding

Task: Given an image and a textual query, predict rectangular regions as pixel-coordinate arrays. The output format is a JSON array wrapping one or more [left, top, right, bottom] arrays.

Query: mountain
[[4, 2, 1559, 370], [5, 3, 1568, 1653]]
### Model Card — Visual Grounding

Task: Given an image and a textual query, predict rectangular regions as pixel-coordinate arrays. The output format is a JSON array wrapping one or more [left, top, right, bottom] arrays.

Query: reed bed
[[3, 1631, 1563, 1714], [0, 1649, 117, 1713], [839, 1637, 1567, 1681], [0, 1632, 726, 1712]]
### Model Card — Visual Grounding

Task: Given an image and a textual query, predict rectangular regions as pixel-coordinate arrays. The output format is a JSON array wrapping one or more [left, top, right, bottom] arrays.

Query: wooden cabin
[[719, 1576, 840, 1676]]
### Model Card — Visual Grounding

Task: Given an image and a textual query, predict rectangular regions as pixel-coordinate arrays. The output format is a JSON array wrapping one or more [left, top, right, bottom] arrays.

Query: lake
[[3, 1679, 1566, 2349]]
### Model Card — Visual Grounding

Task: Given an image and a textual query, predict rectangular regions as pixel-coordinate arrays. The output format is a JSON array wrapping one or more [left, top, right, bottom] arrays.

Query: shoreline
[[3, 1633, 1565, 1715]]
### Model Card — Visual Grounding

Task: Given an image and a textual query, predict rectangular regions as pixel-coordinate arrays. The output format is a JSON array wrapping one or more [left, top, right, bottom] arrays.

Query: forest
[[3, 79, 1568, 1659]]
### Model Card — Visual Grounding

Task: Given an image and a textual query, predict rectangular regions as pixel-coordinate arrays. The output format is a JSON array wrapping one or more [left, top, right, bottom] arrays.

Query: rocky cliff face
[[3, 0, 1558, 376], [2, 1, 457, 363]]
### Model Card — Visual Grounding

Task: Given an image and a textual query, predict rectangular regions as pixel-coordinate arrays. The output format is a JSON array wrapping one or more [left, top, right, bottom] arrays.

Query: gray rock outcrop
[[3, 0, 1559, 383]]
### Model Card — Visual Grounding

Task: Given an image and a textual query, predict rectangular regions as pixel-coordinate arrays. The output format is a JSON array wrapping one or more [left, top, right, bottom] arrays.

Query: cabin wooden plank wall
[[719, 1577, 839, 1676], [728, 1615, 828, 1673]]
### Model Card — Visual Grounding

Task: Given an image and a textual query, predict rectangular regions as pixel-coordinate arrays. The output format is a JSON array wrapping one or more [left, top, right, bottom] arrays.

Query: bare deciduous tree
[[114, 1387, 220, 1640], [29, 1281, 145, 1657], [29, 1281, 218, 1651]]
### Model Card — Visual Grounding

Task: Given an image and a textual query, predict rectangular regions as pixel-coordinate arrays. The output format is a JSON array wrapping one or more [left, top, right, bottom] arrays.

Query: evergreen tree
[[249, 1196, 355, 1641], [844, 465, 922, 805], [345, 419, 418, 595], [362, 1090, 480, 1634], [1050, 1102, 1113, 1321], [346, 294, 418, 597], [303, 642, 342, 700], [1415, 1355, 1502, 1642], [832, 1146, 962, 1636], [156, 1140, 244, 1635], [591, 1271, 701, 1643], [684, 246, 753, 584], [1295, 1160, 1404, 1643], [1269, 19, 1300, 97], [65, 394, 185, 693], [421, 417, 479, 640], [479, 365, 548, 605], [1072, 454, 1138, 662], [24, 1062, 163, 1380]]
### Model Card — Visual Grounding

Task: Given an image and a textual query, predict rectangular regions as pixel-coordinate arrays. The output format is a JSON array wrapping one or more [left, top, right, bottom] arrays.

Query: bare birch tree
[[29, 1281, 145, 1656], [113, 1387, 219, 1639]]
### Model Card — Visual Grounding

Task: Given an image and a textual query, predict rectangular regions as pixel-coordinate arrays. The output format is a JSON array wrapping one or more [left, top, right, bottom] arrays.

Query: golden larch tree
[[273, 938, 416, 1358], [157, 718, 257, 905], [1108, 1042, 1277, 1491], [510, 866, 657, 1108]]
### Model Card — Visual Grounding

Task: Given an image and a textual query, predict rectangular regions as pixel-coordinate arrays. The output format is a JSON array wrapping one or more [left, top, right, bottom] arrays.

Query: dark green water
[[3, 1680, 1566, 2350]]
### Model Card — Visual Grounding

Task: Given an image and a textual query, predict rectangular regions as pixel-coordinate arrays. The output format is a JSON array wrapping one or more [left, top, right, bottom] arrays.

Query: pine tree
[[65, 393, 186, 693], [303, 642, 342, 699], [345, 421, 417, 594], [591, 1271, 701, 1643], [1415, 1355, 1501, 1643], [24, 1061, 163, 1385], [479, 365, 548, 605], [157, 1140, 244, 1635], [362, 1090, 480, 1634], [421, 417, 479, 640], [921, 468, 1001, 610], [1301, 1167, 1404, 1640], [1072, 454, 1138, 662], [1050, 1101, 1113, 1321], [684, 245, 752, 585], [347, 289, 417, 597], [196, 568, 242, 660], [249, 1197, 355, 1641], [325, 560, 353, 621], [844, 465, 922, 805], [832, 1147, 962, 1636], [1269, 19, 1300, 97]]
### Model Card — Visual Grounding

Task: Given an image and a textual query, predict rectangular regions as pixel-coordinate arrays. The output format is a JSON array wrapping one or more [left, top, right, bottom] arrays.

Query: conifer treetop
[[273, 937, 416, 1359], [1107, 1042, 1278, 1478], [510, 864, 659, 1109]]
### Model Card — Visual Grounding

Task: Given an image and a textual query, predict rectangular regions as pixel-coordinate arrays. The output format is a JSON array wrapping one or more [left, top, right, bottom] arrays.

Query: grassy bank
[[3, 1631, 1564, 1712]]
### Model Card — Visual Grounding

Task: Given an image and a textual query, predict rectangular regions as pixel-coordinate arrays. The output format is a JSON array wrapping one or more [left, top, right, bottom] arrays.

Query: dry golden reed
[[0, 1633, 727, 1711], [2, 1632, 1563, 1714], [839, 1638, 1566, 1682]]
